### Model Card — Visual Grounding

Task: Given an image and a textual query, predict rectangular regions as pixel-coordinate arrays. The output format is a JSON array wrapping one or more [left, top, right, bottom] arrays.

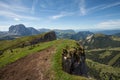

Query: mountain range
[[83, 34, 120, 49], [0, 24, 120, 41], [0, 26, 120, 80]]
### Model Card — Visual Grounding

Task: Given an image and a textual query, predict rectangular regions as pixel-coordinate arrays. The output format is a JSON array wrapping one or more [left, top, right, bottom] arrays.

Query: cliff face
[[9, 24, 40, 36], [62, 43, 87, 76], [9, 24, 31, 36]]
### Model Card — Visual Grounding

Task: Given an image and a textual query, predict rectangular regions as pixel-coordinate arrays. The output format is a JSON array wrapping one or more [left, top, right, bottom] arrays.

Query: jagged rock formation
[[9, 24, 31, 36], [9, 24, 39, 36], [62, 43, 87, 76]]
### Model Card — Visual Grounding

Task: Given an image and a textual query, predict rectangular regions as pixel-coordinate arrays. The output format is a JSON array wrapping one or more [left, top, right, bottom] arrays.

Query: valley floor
[[0, 47, 55, 80]]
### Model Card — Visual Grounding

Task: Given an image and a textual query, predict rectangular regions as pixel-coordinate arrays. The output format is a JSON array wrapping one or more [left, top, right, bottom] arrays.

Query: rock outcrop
[[62, 43, 87, 76], [9, 24, 31, 36], [9, 24, 40, 36], [29, 31, 56, 45]]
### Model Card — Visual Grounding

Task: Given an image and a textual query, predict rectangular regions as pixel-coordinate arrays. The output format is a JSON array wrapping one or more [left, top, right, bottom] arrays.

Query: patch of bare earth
[[0, 47, 55, 80]]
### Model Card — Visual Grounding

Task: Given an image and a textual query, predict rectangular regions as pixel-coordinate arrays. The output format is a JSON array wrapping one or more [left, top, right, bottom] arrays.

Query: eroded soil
[[0, 47, 55, 80]]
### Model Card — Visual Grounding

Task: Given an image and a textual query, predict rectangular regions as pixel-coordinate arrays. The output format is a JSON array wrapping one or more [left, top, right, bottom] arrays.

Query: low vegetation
[[86, 59, 120, 80], [52, 39, 87, 80], [0, 32, 120, 80], [86, 49, 120, 67], [0, 39, 87, 80]]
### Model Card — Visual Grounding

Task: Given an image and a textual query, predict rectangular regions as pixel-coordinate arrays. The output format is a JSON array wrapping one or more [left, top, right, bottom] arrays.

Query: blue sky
[[0, 0, 120, 31]]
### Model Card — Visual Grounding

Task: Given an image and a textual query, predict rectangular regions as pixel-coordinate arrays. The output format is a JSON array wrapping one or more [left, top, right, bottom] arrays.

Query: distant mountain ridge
[[113, 33, 120, 37], [0, 24, 120, 41], [0, 24, 76, 40], [93, 30, 120, 35], [9, 24, 40, 36], [71, 31, 93, 40], [84, 34, 120, 49]]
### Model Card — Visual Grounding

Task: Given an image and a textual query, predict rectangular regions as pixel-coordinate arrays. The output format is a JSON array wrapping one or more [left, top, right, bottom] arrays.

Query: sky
[[0, 0, 120, 31]]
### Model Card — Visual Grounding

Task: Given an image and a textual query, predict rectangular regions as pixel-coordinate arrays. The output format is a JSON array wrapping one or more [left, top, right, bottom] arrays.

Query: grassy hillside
[[86, 59, 120, 80], [1, 32, 119, 80], [84, 34, 120, 49], [0, 39, 87, 80], [86, 48, 120, 67], [0, 31, 56, 53], [84, 33, 120, 80]]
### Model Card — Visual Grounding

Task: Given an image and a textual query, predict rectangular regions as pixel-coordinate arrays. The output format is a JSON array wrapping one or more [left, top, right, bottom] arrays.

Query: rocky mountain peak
[[8, 24, 39, 36]]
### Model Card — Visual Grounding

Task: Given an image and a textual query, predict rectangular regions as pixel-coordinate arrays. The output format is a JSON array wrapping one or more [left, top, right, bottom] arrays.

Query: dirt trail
[[0, 47, 55, 80]]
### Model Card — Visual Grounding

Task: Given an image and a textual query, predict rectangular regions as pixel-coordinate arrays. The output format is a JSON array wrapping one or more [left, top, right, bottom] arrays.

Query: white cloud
[[77, 1, 120, 16], [79, 0, 86, 15], [51, 13, 65, 19], [96, 20, 120, 29], [14, 18, 20, 21], [0, 1, 30, 13], [31, 0, 39, 14], [0, 10, 39, 20], [0, 1, 38, 21], [50, 12, 73, 20], [87, 1, 120, 15], [100, 2, 120, 10]]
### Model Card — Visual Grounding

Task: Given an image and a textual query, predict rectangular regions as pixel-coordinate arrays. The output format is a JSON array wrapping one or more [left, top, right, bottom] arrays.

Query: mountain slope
[[82, 33, 120, 79], [0, 31, 56, 54], [93, 30, 120, 35], [9, 24, 31, 36], [0, 31, 88, 80], [84, 34, 120, 49], [87, 59, 120, 80], [71, 31, 93, 41], [86, 48, 120, 67], [27, 27, 40, 35], [0, 39, 88, 80], [0, 32, 119, 80], [113, 33, 120, 37]]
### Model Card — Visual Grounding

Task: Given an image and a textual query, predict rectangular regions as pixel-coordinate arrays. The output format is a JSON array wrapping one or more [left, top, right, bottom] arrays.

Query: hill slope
[[84, 34, 120, 49], [0, 32, 120, 80], [0, 47, 55, 80], [83, 33, 120, 80], [0, 31, 56, 54], [0, 32, 87, 80], [0, 39, 88, 80]]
